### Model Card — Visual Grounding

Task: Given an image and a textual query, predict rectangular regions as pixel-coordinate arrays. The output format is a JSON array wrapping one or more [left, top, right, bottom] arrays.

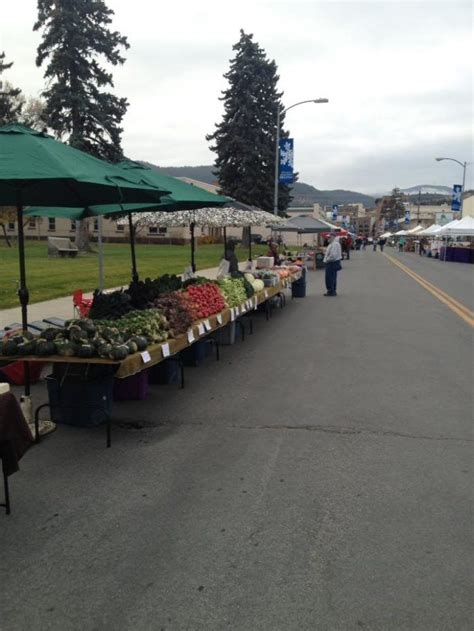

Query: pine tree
[[0, 52, 23, 125], [207, 30, 294, 215], [34, 0, 129, 162], [34, 0, 130, 250], [382, 188, 406, 226]]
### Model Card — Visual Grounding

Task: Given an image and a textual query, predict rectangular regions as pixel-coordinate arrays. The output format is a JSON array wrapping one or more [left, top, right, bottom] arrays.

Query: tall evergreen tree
[[34, 0, 130, 250], [0, 52, 23, 125], [207, 30, 293, 215], [381, 187, 407, 225], [34, 0, 129, 162]]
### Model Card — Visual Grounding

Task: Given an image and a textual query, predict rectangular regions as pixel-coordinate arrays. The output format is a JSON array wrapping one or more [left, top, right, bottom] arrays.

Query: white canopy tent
[[418, 223, 442, 236], [437, 216, 474, 236]]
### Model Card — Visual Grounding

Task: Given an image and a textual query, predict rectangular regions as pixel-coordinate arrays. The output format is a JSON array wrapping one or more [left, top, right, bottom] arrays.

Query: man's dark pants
[[325, 261, 339, 295]]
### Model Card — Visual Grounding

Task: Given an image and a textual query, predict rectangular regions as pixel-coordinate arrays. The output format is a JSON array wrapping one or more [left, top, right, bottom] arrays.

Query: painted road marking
[[383, 253, 474, 328]]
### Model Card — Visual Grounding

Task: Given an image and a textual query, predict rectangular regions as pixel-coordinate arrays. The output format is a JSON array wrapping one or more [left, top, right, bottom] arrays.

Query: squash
[[244, 273, 255, 284], [1, 339, 19, 356], [131, 336, 148, 352], [98, 342, 112, 358], [126, 340, 138, 354], [108, 345, 129, 361], [36, 339, 56, 356], [252, 279, 265, 292], [76, 344, 94, 358]]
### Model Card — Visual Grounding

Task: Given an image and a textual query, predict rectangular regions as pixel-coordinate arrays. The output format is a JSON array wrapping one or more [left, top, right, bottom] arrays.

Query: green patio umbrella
[[26, 161, 231, 281], [0, 124, 170, 389]]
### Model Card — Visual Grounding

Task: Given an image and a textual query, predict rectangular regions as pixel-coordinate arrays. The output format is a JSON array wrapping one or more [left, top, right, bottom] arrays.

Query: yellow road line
[[382, 253, 474, 327], [384, 254, 474, 319]]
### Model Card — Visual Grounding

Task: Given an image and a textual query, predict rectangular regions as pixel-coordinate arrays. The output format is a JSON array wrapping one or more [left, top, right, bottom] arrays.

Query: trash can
[[291, 267, 307, 298]]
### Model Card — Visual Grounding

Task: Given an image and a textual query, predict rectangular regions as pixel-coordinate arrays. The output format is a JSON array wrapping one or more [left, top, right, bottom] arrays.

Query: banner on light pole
[[404, 210, 410, 224], [451, 184, 462, 212], [279, 138, 294, 183], [332, 204, 338, 220]]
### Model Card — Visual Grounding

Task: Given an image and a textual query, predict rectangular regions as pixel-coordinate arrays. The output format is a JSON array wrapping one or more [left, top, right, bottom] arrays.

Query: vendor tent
[[25, 161, 231, 282], [437, 216, 474, 236], [124, 207, 285, 270], [0, 123, 169, 395], [271, 215, 330, 233], [406, 225, 425, 235], [0, 126, 168, 328], [418, 224, 442, 236]]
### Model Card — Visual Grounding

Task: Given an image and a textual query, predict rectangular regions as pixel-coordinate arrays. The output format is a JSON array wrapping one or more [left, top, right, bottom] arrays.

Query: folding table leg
[[2, 463, 10, 515]]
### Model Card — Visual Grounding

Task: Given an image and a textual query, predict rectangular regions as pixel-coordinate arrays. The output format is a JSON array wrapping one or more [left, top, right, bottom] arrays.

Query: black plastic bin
[[291, 267, 307, 298], [315, 252, 325, 269], [46, 364, 115, 427]]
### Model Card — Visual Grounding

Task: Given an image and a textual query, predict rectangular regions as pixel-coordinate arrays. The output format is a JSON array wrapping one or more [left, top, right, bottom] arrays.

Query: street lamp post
[[273, 98, 328, 214], [435, 157, 469, 214]]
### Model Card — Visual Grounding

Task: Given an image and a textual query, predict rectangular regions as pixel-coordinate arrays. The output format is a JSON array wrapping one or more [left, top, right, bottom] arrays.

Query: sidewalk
[[0, 265, 220, 329]]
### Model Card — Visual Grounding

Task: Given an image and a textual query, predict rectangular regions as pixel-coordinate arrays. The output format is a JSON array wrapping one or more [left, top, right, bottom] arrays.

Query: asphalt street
[[1, 248, 473, 630]]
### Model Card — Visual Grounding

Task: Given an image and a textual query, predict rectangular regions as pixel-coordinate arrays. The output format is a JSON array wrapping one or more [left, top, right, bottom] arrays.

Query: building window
[[70, 220, 76, 231], [48, 218, 56, 231], [8, 222, 15, 231], [93, 219, 99, 232], [116, 224, 125, 232], [159, 227, 167, 235], [28, 219, 36, 229], [148, 227, 158, 234]]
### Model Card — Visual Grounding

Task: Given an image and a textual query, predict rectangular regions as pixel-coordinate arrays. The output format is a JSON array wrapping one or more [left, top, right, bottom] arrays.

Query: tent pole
[[97, 215, 104, 290], [128, 211, 139, 282], [248, 227, 252, 261], [190, 222, 196, 272], [223, 227, 227, 254], [16, 193, 30, 397]]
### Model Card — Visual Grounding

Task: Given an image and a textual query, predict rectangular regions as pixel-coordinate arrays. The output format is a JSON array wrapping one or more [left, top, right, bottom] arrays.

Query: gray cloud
[[1, 0, 472, 194]]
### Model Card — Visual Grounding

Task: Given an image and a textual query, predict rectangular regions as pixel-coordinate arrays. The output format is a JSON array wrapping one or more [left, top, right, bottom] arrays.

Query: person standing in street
[[362, 236, 368, 250], [373, 237, 377, 252], [323, 233, 342, 296], [378, 237, 387, 252]]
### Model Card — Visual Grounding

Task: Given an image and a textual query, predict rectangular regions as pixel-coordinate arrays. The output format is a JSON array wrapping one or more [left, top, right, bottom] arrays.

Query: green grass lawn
[[0, 241, 267, 309]]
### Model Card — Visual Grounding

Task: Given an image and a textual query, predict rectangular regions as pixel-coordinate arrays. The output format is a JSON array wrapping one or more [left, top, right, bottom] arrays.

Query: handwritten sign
[[161, 343, 170, 358], [187, 329, 195, 344], [141, 351, 151, 363]]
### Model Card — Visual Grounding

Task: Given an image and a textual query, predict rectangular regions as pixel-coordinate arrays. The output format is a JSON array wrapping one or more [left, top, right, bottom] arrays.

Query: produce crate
[[148, 359, 180, 385], [113, 371, 149, 401], [46, 374, 114, 427], [262, 277, 278, 287], [180, 339, 207, 367]]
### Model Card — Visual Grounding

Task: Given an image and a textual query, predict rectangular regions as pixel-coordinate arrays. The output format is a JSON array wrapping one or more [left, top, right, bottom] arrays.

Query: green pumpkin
[[1, 339, 19, 356], [108, 345, 129, 361]]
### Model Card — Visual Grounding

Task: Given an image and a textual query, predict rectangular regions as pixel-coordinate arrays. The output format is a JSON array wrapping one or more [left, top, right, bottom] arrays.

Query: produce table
[[0, 278, 297, 379]]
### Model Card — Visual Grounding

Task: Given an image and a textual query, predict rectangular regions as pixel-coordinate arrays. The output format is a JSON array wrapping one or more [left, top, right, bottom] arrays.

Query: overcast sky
[[2, 0, 472, 194]]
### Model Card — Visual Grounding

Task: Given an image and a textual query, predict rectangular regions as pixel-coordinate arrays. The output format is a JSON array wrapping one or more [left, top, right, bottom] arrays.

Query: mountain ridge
[[140, 162, 376, 208]]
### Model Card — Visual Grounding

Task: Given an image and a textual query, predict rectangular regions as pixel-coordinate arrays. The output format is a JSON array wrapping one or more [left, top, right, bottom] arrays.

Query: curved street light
[[435, 157, 469, 214], [274, 98, 329, 214]]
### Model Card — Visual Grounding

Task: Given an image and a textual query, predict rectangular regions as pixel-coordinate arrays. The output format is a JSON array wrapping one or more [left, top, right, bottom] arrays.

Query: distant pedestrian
[[373, 238, 377, 252], [398, 237, 406, 252], [323, 233, 342, 296], [378, 237, 387, 252], [224, 240, 239, 273], [355, 236, 362, 250], [267, 240, 281, 265], [362, 236, 368, 250]]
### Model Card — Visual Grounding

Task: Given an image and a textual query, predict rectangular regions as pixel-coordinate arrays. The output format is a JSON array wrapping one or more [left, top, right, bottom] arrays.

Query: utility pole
[[417, 189, 421, 224]]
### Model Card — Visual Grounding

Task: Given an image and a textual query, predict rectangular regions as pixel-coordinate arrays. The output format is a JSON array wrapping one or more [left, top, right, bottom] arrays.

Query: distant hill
[[140, 162, 376, 208], [401, 185, 452, 196]]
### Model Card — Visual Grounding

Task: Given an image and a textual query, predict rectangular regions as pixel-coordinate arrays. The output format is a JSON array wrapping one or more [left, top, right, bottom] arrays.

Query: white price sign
[[216, 313, 223, 325], [187, 329, 195, 344], [198, 323, 205, 336], [203, 319, 212, 332], [141, 351, 151, 363], [161, 343, 170, 358], [230, 309, 236, 322]]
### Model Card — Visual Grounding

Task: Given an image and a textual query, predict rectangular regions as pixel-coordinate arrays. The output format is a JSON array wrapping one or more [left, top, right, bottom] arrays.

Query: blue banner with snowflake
[[279, 138, 294, 183], [451, 184, 462, 212]]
